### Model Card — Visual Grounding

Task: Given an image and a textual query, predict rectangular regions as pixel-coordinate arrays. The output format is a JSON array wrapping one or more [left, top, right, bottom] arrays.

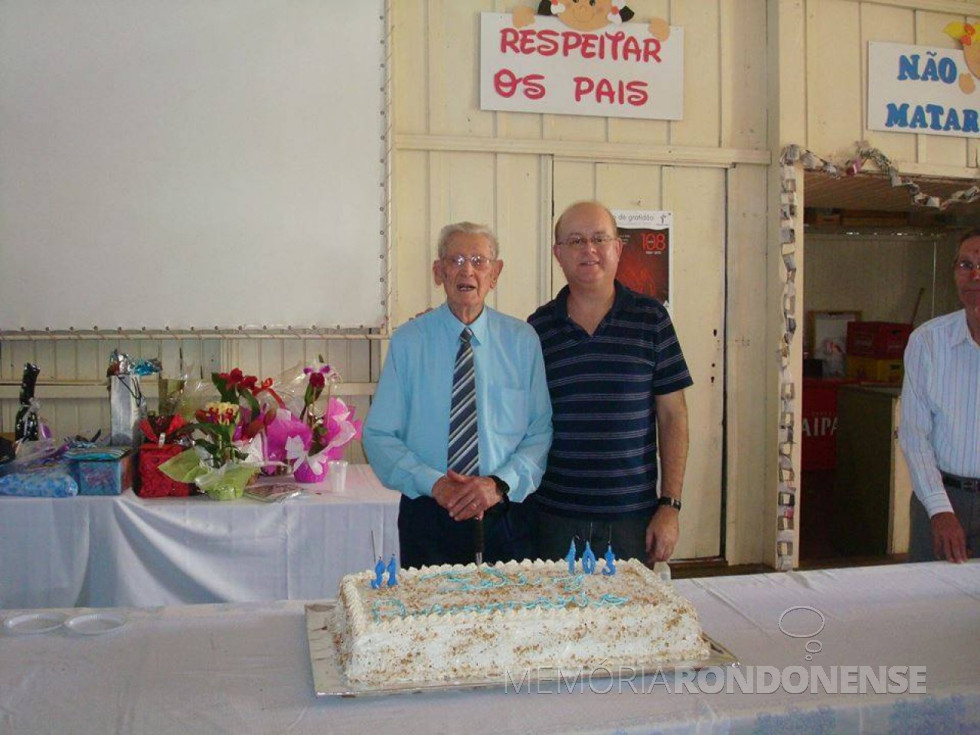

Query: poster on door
[[612, 210, 672, 308]]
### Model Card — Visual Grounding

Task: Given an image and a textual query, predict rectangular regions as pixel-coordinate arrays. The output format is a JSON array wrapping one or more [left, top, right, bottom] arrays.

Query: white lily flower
[[284, 434, 308, 471], [303, 447, 330, 475]]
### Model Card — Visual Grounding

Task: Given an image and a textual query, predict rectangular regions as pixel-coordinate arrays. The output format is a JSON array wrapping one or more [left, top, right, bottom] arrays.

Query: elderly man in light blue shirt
[[363, 222, 552, 567]]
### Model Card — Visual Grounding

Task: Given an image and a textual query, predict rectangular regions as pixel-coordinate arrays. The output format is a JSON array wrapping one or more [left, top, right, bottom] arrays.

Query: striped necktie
[[447, 327, 479, 475]]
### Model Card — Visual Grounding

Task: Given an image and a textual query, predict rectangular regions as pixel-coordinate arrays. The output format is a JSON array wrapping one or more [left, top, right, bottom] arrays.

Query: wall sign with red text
[[479, 12, 683, 120]]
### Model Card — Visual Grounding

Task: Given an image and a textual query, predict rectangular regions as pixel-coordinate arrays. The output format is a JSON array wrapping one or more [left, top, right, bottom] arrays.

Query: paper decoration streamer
[[783, 142, 980, 210]]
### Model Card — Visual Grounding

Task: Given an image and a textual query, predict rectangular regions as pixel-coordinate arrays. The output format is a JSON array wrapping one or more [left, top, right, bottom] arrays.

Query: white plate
[[64, 612, 127, 636], [3, 611, 67, 635]]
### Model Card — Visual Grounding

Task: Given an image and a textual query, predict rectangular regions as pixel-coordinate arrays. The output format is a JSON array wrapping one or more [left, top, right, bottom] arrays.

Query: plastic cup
[[327, 460, 348, 493]]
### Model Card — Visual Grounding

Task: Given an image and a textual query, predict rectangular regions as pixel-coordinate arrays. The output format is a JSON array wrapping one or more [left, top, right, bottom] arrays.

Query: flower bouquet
[[158, 369, 283, 500], [264, 361, 362, 483]]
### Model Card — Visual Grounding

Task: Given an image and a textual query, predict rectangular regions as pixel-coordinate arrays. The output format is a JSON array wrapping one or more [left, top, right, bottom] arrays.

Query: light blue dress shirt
[[363, 303, 553, 503], [899, 309, 980, 516]]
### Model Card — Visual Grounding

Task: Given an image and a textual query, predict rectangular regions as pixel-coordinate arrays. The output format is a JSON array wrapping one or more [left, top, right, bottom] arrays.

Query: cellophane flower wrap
[[266, 361, 362, 481], [158, 369, 284, 500]]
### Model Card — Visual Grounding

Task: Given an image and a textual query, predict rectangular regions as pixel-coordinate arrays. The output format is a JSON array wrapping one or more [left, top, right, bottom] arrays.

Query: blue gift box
[[65, 447, 132, 496], [0, 463, 78, 497]]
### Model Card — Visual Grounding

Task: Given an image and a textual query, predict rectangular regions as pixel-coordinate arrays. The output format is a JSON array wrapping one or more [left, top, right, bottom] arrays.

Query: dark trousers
[[909, 487, 980, 562], [532, 501, 655, 562], [397, 495, 534, 568]]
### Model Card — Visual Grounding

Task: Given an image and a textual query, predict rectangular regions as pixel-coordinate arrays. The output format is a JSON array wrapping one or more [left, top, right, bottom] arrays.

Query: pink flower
[[317, 397, 363, 460], [263, 410, 312, 470]]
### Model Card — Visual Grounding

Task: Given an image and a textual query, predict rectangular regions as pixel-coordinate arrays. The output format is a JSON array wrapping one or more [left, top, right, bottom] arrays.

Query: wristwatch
[[489, 475, 510, 509], [657, 496, 682, 512]]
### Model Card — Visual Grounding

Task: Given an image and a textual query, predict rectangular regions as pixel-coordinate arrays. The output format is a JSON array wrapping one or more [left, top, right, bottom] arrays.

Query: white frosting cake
[[334, 558, 709, 685]]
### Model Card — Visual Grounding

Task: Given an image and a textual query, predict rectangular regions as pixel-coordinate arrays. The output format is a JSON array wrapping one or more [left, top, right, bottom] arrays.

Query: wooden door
[[551, 159, 725, 560]]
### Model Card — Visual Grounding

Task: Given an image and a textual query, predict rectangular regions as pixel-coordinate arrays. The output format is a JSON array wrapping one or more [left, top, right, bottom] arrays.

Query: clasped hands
[[432, 470, 500, 522]]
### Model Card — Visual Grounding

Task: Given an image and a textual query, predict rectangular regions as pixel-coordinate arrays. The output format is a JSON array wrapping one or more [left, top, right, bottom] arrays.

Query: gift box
[[65, 447, 132, 495], [134, 414, 194, 498], [137, 444, 194, 497], [0, 462, 78, 497], [0, 440, 77, 497], [846, 322, 913, 359]]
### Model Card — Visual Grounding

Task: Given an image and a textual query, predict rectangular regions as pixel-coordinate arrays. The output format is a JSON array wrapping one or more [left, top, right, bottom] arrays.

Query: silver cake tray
[[305, 603, 739, 698]]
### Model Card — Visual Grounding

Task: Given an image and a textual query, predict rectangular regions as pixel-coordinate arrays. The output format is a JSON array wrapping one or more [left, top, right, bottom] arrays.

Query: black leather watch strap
[[489, 475, 510, 509], [657, 496, 682, 512]]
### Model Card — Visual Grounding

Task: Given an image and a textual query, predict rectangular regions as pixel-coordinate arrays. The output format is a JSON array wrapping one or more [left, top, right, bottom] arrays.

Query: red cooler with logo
[[802, 378, 855, 471]]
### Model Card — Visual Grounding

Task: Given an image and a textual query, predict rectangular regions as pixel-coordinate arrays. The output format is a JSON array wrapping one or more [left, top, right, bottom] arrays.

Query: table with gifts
[[0, 464, 400, 609]]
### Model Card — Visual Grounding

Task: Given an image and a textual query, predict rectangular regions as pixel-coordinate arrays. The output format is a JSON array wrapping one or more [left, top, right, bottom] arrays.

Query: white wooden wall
[[805, 0, 980, 171]]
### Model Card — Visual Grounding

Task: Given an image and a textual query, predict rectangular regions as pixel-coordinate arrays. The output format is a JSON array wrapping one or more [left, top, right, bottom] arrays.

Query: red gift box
[[846, 322, 913, 359], [137, 444, 193, 497], [136, 414, 193, 498]]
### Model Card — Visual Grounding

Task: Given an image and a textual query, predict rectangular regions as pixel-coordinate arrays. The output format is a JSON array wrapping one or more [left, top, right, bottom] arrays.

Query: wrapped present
[[65, 446, 132, 496], [0, 441, 77, 497], [107, 350, 160, 448], [0, 464, 78, 497], [137, 444, 193, 497], [135, 414, 193, 498]]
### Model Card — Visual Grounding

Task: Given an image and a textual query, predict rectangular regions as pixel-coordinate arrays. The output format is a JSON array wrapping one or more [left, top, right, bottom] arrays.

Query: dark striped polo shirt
[[528, 282, 692, 519]]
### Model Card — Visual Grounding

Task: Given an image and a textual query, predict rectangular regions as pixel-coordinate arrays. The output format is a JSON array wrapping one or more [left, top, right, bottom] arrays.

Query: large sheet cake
[[334, 558, 709, 685]]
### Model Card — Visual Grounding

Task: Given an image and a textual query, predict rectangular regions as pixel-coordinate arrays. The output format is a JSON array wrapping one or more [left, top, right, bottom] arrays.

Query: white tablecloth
[[0, 464, 400, 609], [0, 562, 977, 735]]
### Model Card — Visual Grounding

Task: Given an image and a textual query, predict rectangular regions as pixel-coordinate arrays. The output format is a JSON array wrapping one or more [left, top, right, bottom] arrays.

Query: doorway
[[799, 171, 978, 563]]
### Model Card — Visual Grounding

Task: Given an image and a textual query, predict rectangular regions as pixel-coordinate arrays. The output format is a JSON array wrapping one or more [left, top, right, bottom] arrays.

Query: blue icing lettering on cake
[[370, 567, 630, 622]]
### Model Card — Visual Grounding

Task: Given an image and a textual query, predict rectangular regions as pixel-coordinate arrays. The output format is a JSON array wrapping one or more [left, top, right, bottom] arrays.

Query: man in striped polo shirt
[[528, 201, 692, 564], [899, 229, 980, 563]]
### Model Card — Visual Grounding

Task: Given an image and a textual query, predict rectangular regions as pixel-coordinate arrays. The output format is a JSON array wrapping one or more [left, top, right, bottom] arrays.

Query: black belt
[[941, 471, 980, 493]]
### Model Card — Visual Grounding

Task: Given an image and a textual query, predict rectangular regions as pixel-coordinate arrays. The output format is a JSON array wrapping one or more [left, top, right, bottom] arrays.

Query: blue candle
[[386, 554, 398, 586], [602, 543, 617, 575], [370, 556, 385, 589], [565, 539, 577, 575], [582, 541, 597, 574]]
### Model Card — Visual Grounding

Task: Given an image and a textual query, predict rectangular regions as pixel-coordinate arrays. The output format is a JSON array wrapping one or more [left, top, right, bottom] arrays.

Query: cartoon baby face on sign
[[548, 0, 634, 31], [512, 0, 670, 41]]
